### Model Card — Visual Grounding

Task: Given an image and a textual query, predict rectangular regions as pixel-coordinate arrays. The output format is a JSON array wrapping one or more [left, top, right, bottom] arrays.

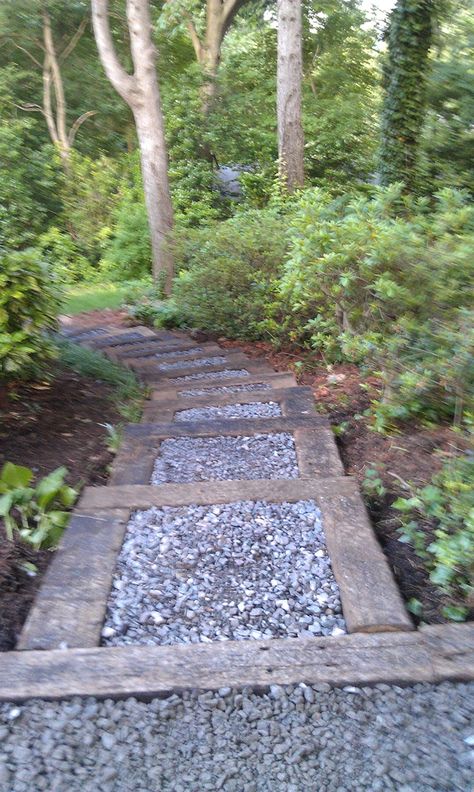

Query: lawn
[[62, 283, 133, 314]]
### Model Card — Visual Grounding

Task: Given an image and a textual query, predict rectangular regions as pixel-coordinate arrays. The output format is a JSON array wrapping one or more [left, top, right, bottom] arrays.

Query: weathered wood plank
[[138, 354, 275, 383], [124, 414, 328, 440], [127, 343, 223, 365], [143, 386, 316, 423], [0, 631, 437, 702], [108, 438, 158, 486], [420, 623, 474, 681], [17, 510, 129, 651], [79, 476, 357, 510], [294, 428, 345, 478], [149, 372, 299, 398], [318, 479, 413, 633]]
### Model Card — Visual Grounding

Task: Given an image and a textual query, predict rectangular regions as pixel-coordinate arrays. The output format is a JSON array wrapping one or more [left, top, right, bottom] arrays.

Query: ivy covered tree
[[380, 0, 436, 192]]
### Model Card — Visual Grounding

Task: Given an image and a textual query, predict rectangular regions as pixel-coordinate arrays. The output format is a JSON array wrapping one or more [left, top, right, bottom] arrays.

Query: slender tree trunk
[[92, 0, 174, 291], [277, 0, 304, 192]]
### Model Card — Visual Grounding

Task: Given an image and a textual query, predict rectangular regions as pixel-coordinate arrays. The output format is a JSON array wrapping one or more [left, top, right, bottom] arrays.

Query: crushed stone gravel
[[154, 347, 204, 360], [174, 402, 282, 422], [151, 433, 298, 483], [169, 368, 250, 383], [158, 355, 227, 372], [180, 382, 271, 397], [1, 681, 473, 791], [102, 500, 345, 645]]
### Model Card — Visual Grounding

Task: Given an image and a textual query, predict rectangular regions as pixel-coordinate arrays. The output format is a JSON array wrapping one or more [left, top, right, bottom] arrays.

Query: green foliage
[[0, 249, 61, 380], [279, 185, 474, 425], [380, 0, 436, 192], [421, 4, 474, 194], [303, 0, 380, 188], [39, 227, 96, 284], [0, 462, 77, 550], [56, 338, 143, 421], [123, 283, 186, 329], [394, 450, 474, 619], [172, 208, 288, 338]]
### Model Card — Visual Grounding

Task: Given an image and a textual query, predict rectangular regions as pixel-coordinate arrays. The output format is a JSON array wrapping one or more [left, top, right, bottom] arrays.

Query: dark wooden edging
[[17, 510, 129, 651], [142, 386, 317, 423], [149, 371, 298, 398], [3, 624, 474, 702], [79, 476, 412, 635], [136, 353, 275, 383], [107, 415, 341, 485]]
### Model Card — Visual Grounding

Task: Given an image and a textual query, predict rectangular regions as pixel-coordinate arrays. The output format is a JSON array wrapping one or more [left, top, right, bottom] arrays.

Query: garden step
[[17, 320, 474, 703], [142, 385, 317, 422], [8, 625, 473, 702]]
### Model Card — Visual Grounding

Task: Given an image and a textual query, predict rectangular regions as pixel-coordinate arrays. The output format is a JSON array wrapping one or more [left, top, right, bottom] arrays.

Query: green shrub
[[172, 208, 288, 338], [279, 185, 474, 425], [0, 249, 62, 380], [394, 449, 474, 620], [0, 462, 77, 550], [39, 227, 97, 284]]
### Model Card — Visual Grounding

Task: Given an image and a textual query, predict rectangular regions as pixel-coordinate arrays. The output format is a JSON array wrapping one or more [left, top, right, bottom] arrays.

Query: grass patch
[[62, 282, 142, 315], [56, 338, 144, 422]]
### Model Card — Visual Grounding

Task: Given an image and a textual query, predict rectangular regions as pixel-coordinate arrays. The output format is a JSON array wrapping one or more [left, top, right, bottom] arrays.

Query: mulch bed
[[219, 337, 468, 625], [0, 310, 129, 651]]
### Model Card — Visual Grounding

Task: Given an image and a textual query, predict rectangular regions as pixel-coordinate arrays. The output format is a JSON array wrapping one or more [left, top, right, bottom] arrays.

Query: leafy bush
[[0, 249, 62, 380], [279, 185, 474, 425], [172, 208, 288, 338], [394, 450, 474, 620], [39, 227, 97, 284], [0, 462, 77, 550]]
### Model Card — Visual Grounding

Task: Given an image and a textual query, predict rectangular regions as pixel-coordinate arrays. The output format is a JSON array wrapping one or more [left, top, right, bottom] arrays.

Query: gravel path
[[1, 682, 472, 791], [158, 355, 226, 372], [102, 500, 344, 645], [155, 347, 203, 360], [175, 402, 282, 422], [180, 382, 271, 397], [169, 369, 250, 383], [151, 433, 298, 483]]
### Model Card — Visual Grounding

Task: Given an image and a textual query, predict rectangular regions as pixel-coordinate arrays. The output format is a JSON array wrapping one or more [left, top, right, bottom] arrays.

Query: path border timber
[[2, 323, 472, 702]]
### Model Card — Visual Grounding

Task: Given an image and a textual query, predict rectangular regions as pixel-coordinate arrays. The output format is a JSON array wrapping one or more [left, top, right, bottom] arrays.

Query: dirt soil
[[0, 310, 130, 651], [220, 337, 468, 625]]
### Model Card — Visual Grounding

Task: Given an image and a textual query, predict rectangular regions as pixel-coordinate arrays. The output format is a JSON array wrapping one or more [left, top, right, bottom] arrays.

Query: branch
[[222, 0, 248, 34], [68, 110, 97, 145], [42, 55, 60, 146], [15, 103, 45, 114], [43, 11, 68, 149], [91, 0, 137, 104], [59, 16, 88, 62], [186, 15, 203, 62], [10, 41, 43, 69]]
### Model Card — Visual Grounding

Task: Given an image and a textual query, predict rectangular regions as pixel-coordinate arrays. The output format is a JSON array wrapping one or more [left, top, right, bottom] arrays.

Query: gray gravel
[[180, 382, 271, 397], [169, 368, 250, 383], [151, 433, 298, 483], [158, 355, 227, 372], [102, 500, 345, 646], [1, 681, 473, 791], [175, 402, 282, 422], [155, 347, 204, 360]]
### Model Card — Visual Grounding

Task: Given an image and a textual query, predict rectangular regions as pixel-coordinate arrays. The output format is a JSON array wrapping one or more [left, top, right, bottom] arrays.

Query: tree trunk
[[380, 0, 435, 192], [92, 0, 174, 291], [183, 0, 249, 116], [277, 0, 305, 193]]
